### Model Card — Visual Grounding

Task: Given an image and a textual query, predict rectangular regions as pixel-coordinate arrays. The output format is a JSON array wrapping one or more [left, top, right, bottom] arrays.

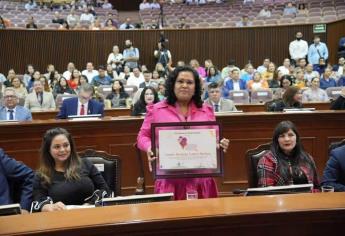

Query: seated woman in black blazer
[[131, 86, 159, 116], [32, 128, 109, 212], [267, 86, 303, 111]]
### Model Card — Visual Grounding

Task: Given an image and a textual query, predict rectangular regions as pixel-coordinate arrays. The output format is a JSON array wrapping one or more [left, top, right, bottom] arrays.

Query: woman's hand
[[146, 148, 157, 172], [219, 138, 230, 153], [42, 202, 66, 212]]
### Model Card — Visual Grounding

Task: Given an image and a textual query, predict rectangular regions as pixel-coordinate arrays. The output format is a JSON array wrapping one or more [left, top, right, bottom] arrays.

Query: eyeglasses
[[4, 95, 16, 99]]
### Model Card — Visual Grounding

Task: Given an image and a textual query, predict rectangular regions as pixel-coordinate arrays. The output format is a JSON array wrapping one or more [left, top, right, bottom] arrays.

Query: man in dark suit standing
[[0, 149, 34, 212], [0, 88, 32, 121], [56, 84, 104, 119]]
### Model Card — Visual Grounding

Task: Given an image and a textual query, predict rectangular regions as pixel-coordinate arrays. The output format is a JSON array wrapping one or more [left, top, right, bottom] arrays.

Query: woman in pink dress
[[137, 66, 229, 200]]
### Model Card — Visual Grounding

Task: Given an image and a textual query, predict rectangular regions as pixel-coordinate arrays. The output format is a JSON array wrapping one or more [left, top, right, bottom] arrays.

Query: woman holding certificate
[[137, 66, 229, 200]]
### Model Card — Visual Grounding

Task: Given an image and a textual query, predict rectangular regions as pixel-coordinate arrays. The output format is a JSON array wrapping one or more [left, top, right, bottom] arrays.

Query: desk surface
[[0, 193, 345, 236]]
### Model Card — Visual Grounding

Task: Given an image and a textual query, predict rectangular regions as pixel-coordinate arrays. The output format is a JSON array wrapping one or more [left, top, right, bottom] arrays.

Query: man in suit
[[57, 83, 104, 119], [0, 148, 34, 212], [322, 144, 345, 191], [139, 70, 158, 89], [24, 80, 56, 111], [0, 87, 32, 121], [205, 82, 237, 112], [222, 69, 247, 98]]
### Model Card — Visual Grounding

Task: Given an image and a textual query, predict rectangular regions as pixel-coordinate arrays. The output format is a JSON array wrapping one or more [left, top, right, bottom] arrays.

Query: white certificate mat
[[158, 129, 218, 170]]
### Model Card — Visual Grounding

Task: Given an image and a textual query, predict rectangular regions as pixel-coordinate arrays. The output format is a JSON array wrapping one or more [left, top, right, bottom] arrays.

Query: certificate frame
[[151, 121, 224, 179]]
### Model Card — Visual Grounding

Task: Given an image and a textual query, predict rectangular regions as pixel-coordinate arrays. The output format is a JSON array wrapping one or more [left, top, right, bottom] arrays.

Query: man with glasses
[[56, 84, 104, 119], [0, 87, 32, 121]]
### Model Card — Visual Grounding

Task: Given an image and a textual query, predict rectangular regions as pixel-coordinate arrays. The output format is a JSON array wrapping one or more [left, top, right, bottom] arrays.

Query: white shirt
[[107, 53, 124, 65], [63, 71, 72, 80], [82, 70, 99, 83], [337, 66, 344, 78], [139, 3, 151, 10], [102, 3, 113, 9], [277, 66, 290, 75], [258, 9, 271, 18], [233, 81, 240, 91], [67, 14, 79, 26], [77, 100, 89, 116], [289, 39, 308, 60], [6, 107, 16, 120], [80, 13, 94, 23], [127, 74, 145, 88]]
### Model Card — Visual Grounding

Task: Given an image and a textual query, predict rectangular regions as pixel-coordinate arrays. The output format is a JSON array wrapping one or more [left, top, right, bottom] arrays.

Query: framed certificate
[[151, 121, 224, 179]]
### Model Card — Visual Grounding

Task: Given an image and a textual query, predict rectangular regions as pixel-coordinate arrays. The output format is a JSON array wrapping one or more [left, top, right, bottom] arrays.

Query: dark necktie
[[37, 93, 43, 105], [214, 104, 219, 112], [80, 104, 85, 115], [8, 109, 14, 120]]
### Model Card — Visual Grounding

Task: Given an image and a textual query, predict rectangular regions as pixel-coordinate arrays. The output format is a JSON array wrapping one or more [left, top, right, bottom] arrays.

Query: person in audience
[[3, 69, 17, 88], [0, 148, 34, 212], [313, 57, 327, 75], [320, 68, 337, 90], [0, 88, 32, 121], [297, 3, 308, 15], [118, 65, 131, 81], [25, 0, 37, 11], [139, 70, 156, 88], [258, 5, 271, 18], [82, 62, 99, 83], [205, 66, 221, 84], [257, 58, 270, 74], [26, 16, 37, 29], [204, 82, 237, 112], [269, 71, 282, 89], [304, 63, 320, 85], [58, 21, 70, 30], [322, 140, 345, 191], [119, 17, 135, 30], [123, 39, 139, 69], [91, 65, 113, 87], [80, 8, 95, 23], [139, 0, 151, 10], [32, 127, 109, 212], [23, 64, 35, 87], [11, 77, 28, 100], [289, 31, 308, 65], [56, 84, 104, 119], [221, 60, 240, 80], [62, 62, 75, 80], [157, 80, 166, 101], [137, 66, 229, 200], [297, 58, 307, 70], [236, 16, 252, 27], [106, 64, 118, 79], [257, 120, 319, 187], [222, 69, 247, 98], [127, 67, 144, 88], [152, 70, 161, 82], [0, 16, 7, 29], [331, 87, 345, 109], [131, 86, 159, 116], [277, 58, 291, 75], [240, 63, 255, 83], [106, 80, 129, 108], [27, 70, 41, 92], [107, 45, 123, 73], [89, 18, 102, 30], [176, 17, 189, 29], [190, 59, 206, 79], [154, 42, 172, 69], [268, 86, 302, 111], [155, 62, 167, 79], [68, 69, 81, 90], [53, 77, 75, 98], [204, 59, 214, 75], [262, 62, 276, 81], [337, 69, 345, 86], [151, 0, 161, 9], [102, 0, 113, 9], [67, 9, 79, 27], [52, 11, 65, 24], [333, 57, 344, 79], [294, 68, 307, 89], [302, 77, 328, 102], [283, 2, 297, 17], [308, 35, 329, 65], [103, 19, 116, 30], [40, 76, 52, 93], [247, 72, 269, 91], [25, 80, 56, 111], [44, 64, 56, 82]]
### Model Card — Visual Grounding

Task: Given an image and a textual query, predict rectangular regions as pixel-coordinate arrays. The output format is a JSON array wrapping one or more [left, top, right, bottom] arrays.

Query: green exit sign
[[313, 24, 327, 33]]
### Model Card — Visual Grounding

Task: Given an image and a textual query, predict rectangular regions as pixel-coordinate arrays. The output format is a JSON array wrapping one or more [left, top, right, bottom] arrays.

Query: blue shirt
[[90, 75, 112, 86], [320, 77, 337, 90], [308, 43, 329, 65]]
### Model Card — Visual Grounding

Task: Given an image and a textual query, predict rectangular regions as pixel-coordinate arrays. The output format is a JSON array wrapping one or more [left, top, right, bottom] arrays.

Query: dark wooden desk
[[1, 193, 345, 236], [0, 111, 344, 196], [30, 102, 331, 120]]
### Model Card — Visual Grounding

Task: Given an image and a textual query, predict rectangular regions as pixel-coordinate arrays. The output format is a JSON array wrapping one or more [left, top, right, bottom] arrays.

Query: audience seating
[[229, 90, 250, 104], [245, 143, 271, 188], [55, 94, 78, 108], [79, 149, 122, 197], [326, 87, 343, 101], [250, 90, 273, 104]]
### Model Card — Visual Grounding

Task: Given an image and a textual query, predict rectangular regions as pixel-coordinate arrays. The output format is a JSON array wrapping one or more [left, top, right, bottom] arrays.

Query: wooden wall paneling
[[327, 20, 345, 64]]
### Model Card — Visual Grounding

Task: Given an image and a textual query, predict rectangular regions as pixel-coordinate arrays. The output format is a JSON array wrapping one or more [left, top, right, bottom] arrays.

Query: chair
[[134, 143, 146, 195], [55, 94, 78, 108], [97, 85, 112, 99], [124, 85, 138, 98], [79, 149, 121, 197], [245, 143, 271, 188], [329, 139, 345, 154], [326, 87, 343, 100], [229, 90, 250, 104], [250, 90, 273, 104]]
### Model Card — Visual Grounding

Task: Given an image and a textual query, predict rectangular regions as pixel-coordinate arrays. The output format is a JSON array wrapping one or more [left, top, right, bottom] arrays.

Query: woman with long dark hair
[[33, 128, 109, 212], [131, 86, 159, 116], [257, 121, 319, 188], [106, 80, 129, 108], [52, 77, 75, 98], [137, 66, 229, 200]]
